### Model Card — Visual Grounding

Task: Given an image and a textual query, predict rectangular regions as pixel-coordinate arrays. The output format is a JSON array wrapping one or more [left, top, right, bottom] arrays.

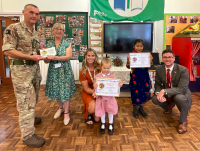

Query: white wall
[[164, 0, 200, 13], [0, 0, 90, 12]]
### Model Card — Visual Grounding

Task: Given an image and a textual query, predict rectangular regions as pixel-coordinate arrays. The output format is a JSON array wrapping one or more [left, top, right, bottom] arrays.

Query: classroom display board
[[36, 12, 88, 61], [163, 14, 200, 49], [88, 17, 103, 58]]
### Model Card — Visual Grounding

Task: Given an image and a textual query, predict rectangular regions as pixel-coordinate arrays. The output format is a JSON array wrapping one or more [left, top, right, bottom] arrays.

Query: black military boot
[[23, 134, 45, 148]]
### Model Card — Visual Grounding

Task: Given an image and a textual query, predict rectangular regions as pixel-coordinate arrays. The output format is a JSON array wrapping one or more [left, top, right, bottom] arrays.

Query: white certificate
[[40, 47, 56, 57], [130, 53, 150, 68], [95, 78, 120, 97]]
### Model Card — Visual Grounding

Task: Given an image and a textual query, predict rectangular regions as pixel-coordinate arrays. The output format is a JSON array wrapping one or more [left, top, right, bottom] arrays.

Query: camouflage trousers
[[10, 64, 41, 140]]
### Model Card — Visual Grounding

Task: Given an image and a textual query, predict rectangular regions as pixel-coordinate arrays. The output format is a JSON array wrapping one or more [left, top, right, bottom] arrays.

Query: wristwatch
[[164, 89, 167, 95]]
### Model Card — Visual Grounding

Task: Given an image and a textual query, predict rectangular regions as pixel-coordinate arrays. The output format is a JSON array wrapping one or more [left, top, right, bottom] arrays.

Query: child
[[126, 39, 153, 119], [93, 58, 123, 135]]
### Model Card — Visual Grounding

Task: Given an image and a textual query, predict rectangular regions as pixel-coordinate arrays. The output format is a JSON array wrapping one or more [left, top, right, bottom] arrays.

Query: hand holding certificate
[[95, 78, 120, 97], [130, 53, 150, 68], [40, 47, 56, 57]]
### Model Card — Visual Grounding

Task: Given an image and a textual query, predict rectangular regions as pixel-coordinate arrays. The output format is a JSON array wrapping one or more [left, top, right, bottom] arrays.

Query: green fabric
[[45, 39, 76, 102], [90, 0, 164, 22]]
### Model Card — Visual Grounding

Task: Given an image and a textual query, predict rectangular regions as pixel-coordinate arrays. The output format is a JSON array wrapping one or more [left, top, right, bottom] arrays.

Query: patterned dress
[[130, 68, 151, 106], [45, 39, 76, 103]]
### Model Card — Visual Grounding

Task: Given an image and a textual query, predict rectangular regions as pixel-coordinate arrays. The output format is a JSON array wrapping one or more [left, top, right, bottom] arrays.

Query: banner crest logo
[[108, 0, 149, 17]]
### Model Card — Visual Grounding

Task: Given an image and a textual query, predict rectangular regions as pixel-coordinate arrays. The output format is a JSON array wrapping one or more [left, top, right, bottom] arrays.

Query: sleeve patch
[[6, 29, 11, 34]]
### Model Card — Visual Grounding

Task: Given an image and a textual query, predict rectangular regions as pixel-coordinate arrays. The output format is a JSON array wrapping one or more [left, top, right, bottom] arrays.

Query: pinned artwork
[[56, 15, 67, 23], [46, 16, 54, 27], [169, 16, 177, 23], [166, 26, 175, 33], [39, 15, 45, 26]]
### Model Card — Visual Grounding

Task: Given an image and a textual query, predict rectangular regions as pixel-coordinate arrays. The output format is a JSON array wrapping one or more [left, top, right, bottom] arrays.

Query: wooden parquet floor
[[1, 85, 200, 151]]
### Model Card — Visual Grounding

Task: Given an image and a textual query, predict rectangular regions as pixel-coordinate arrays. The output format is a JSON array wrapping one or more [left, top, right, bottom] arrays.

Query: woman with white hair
[[44, 23, 76, 125]]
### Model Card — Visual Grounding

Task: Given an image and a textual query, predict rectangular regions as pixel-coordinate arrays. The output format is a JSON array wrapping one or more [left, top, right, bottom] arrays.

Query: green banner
[[90, 0, 164, 22]]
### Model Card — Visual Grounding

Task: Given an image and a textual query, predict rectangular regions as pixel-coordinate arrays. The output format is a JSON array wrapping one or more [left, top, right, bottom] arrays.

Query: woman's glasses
[[55, 28, 63, 31]]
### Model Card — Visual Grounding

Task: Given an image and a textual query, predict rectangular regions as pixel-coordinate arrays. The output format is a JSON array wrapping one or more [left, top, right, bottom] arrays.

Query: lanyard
[[88, 67, 95, 83]]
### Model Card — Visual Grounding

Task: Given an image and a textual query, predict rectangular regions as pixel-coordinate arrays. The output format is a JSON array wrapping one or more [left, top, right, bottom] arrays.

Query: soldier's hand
[[31, 55, 45, 62]]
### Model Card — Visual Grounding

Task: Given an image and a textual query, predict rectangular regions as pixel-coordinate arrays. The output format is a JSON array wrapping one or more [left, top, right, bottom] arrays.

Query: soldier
[[2, 4, 45, 148]]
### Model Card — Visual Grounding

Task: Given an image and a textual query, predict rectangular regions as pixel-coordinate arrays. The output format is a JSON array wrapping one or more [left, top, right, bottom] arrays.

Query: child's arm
[[150, 53, 153, 65], [119, 80, 123, 87], [126, 54, 135, 71], [126, 54, 130, 69]]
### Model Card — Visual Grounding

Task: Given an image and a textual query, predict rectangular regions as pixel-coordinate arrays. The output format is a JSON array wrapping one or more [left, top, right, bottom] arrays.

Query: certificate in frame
[[130, 52, 150, 68], [95, 78, 120, 97]]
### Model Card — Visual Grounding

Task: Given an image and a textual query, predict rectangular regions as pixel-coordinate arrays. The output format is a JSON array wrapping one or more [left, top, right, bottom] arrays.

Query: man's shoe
[[34, 117, 41, 125], [163, 102, 175, 114], [178, 120, 188, 134], [23, 134, 45, 148]]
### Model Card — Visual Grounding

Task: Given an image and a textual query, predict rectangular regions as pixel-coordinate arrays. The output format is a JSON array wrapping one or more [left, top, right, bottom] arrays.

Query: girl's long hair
[[82, 48, 101, 77]]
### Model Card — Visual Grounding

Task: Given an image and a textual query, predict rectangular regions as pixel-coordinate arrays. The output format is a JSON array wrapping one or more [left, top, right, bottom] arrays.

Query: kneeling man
[[151, 48, 192, 134]]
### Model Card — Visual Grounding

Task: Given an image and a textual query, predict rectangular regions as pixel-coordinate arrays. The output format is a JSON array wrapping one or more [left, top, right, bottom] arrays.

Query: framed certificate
[[40, 47, 56, 57], [130, 53, 150, 68], [95, 78, 120, 97]]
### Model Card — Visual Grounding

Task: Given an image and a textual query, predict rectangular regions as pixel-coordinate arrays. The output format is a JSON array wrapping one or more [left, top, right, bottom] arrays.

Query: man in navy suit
[[151, 48, 192, 134]]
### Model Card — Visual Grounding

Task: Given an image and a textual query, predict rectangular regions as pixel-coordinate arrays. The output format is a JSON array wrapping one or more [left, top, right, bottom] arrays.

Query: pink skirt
[[95, 96, 118, 117]]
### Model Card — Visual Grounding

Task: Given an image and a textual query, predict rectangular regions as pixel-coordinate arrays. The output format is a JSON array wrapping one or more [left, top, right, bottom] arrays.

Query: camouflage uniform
[[2, 21, 41, 140]]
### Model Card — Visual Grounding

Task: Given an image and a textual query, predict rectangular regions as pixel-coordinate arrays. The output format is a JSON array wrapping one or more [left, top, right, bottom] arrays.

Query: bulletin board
[[36, 12, 88, 61], [88, 17, 103, 58], [163, 13, 200, 50]]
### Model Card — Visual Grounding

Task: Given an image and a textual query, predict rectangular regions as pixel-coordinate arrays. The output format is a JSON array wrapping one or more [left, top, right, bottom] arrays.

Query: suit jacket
[[155, 63, 192, 109]]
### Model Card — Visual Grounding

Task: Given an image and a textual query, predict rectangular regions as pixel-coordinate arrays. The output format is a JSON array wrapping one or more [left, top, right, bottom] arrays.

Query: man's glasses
[[162, 56, 174, 59]]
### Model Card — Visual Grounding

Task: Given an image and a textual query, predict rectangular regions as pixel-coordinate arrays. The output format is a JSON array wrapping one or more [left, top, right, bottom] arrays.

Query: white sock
[[108, 113, 113, 124], [101, 114, 106, 129], [108, 113, 113, 130]]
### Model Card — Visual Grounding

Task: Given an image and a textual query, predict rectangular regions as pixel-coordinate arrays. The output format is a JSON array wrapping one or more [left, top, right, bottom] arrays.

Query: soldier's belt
[[10, 60, 36, 65]]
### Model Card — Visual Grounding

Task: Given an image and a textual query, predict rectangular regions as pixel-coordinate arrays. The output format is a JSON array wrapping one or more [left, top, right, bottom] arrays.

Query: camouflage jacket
[[2, 21, 40, 59]]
